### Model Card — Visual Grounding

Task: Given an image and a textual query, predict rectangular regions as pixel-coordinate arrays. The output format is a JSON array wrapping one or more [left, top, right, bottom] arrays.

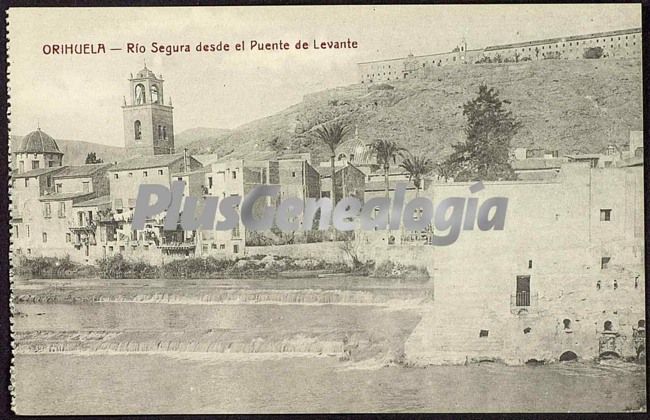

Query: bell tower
[[123, 64, 175, 155]]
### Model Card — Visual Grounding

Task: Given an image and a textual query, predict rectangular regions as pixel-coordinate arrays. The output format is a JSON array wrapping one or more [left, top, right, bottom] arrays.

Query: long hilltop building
[[358, 27, 641, 84]]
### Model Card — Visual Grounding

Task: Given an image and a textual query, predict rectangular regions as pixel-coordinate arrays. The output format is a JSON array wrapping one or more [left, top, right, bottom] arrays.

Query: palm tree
[[371, 139, 404, 198], [399, 152, 433, 197], [312, 121, 351, 203]]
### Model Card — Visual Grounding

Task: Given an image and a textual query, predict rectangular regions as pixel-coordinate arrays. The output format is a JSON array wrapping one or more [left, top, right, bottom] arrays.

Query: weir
[[15, 287, 430, 305]]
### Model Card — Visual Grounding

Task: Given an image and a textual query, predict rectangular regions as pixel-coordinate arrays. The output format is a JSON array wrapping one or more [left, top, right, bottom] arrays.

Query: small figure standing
[[613, 279, 618, 290], [596, 280, 601, 290]]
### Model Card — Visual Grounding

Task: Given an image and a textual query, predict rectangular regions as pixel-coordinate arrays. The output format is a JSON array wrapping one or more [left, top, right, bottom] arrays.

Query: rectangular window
[[114, 173, 119, 179], [143, 171, 148, 177], [46, 176, 52, 188], [43, 203, 51, 218], [114, 198, 123, 209], [19, 161, 24, 173], [66, 233, 71, 243], [601, 257, 611, 269], [220, 244, 225, 250], [32, 161, 40, 169], [600, 209, 612, 221], [42, 232, 47, 243], [528, 260, 533, 269], [56, 183, 62, 192], [292, 171, 296, 177], [82, 181, 90, 193], [208, 177, 213, 188], [24, 178, 29, 187], [232, 171, 237, 179], [14, 225, 18, 239], [233, 244, 239, 254], [158, 169, 164, 175], [58, 202, 66, 218], [26, 225, 30, 237]]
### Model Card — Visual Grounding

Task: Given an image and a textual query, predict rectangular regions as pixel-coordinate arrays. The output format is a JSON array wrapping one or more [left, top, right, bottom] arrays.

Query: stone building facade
[[358, 27, 642, 84]]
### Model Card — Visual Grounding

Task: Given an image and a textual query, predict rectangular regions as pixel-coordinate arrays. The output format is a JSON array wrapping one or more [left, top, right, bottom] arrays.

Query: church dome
[[335, 134, 375, 165], [17, 129, 63, 155]]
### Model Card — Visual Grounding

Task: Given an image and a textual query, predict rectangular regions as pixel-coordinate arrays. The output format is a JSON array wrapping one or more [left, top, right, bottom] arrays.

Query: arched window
[[158, 125, 163, 140], [162, 126, 167, 140], [134, 120, 142, 140], [604, 320, 613, 331], [135, 84, 146, 105], [151, 85, 159, 104], [563, 319, 572, 330]]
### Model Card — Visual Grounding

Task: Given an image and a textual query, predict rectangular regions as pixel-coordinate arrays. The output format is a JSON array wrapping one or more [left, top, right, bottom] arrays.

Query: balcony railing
[[159, 241, 196, 251], [510, 292, 539, 314]]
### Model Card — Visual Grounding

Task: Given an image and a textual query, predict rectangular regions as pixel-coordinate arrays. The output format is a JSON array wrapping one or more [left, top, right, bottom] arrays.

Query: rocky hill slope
[[186, 58, 642, 164], [174, 127, 231, 150]]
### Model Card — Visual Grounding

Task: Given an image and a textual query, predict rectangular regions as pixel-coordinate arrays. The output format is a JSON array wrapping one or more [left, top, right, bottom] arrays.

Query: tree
[[312, 120, 351, 203], [399, 152, 433, 196], [85, 152, 103, 164], [442, 84, 522, 181], [371, 139, 404, 198], [583, 47, 604, 59]]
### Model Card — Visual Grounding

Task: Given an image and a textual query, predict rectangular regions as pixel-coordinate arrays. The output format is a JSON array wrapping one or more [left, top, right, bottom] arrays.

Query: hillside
[[185, 58, 643, 163], [174, 127, 231, 150], [9, 136, 130, 166]]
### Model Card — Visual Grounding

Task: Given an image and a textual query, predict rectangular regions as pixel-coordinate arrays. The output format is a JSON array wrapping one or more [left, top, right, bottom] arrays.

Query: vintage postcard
[[7, 4, 646, 414]]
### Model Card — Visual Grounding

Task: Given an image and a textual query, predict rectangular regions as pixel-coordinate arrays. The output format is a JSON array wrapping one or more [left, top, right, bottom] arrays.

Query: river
[[11, 277, 646, 414]]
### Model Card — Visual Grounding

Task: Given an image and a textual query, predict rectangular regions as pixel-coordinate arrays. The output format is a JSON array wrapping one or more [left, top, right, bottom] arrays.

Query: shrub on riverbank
[[15, 254, 426, 280], [13, 255, 97, 279], [160, 257, 236, 278], [373, 260, 429, 279], [97, 254, 158, 279]]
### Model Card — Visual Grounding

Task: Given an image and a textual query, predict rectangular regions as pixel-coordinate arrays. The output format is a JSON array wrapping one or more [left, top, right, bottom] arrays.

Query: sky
[[8, 4, 641, 147]]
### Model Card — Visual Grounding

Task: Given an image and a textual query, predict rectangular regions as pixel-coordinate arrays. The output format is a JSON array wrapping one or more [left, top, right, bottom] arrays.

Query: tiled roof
[[53, 163, 113, 178], [12, 166, 65, 179], [109, 154, 185, 171], [192, 153, 220, 166], [39, 192, 95, 202], [565, 154, 602, 160], [365, 180, 416, 192], [217, 150, 277, 163], [15, 129, 63, 154], [171, 167, 210, 177], [617, 156, 644, 167], [73, 195, 111, 207], [511, 159, 563, 170]]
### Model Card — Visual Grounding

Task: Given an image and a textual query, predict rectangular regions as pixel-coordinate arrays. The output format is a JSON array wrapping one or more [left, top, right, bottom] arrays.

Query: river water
[[11, 277, 647, 414]]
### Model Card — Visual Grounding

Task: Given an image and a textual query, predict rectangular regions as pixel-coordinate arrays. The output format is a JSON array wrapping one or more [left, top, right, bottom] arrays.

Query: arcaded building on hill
[[358, 27, 641, 84]]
